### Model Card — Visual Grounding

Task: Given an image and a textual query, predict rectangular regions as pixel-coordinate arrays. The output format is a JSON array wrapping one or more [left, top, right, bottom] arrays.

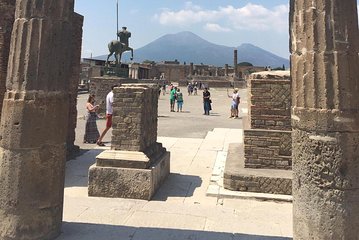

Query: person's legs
[[97, 114, 112, 145]]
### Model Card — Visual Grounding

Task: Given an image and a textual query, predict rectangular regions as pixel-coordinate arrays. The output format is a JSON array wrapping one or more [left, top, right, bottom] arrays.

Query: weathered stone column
[[189, 62, 194, 76], [0, 1, 75, 239], [67, 13, 84, 157], [225, 64, 229, 76], [290, 0, 359, 239], [0, 0, 15, 115], [234, 49, 238, 77]]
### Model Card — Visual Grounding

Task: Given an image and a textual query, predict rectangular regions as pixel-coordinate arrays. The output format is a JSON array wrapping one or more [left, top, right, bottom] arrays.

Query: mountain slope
[[96, 31, 289, 68]]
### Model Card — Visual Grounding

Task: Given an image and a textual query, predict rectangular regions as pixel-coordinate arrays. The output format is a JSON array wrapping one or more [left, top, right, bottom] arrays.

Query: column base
[[88, 149, 170, 200]]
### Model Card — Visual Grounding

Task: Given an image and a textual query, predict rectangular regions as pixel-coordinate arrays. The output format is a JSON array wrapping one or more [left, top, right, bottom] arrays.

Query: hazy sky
[[75, 0, 290, 59]]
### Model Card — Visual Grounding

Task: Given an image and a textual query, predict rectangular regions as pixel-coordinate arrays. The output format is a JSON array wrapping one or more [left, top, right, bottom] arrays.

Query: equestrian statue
[[106, 26, 134, 65]]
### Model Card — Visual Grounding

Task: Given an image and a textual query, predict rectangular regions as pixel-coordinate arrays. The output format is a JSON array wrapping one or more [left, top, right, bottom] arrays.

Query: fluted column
[[290, 0, 359, 239], [0, 0, 15, 116], [0, 1, 75, 239]]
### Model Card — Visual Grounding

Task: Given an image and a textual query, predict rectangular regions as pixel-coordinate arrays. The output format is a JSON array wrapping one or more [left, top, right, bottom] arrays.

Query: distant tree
[[238, 62, 253, 66], [143, 60, 155, 64], [282, 64, 286, 70], [272, 66, 284, 71]]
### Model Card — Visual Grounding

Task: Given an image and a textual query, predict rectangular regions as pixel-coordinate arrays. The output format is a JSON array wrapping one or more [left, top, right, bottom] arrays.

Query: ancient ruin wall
[[0, 1, 76, 239], [291, 0, 359, 239], [0, 0, 15, 113], [112, 84, 159, 152]]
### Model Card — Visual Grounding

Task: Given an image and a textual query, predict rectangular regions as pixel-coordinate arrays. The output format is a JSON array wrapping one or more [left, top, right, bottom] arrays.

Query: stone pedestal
[[88, 84, 170, 200], [224, 71, 293, 195], [290, 0, 359, 239], [89, 148, 170, 200]]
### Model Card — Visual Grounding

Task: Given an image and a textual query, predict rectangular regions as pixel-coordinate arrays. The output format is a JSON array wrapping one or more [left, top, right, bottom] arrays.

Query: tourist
[[187, 83, 193, 96], [203, 87, 211, 115], [83, 95, 100, 143], [193, 85, 198, 95], [176, 88, 184, 112], [162, 84, 166, 95], [97, 85, 118, 146], [170, 86, 176, 112], [227, 88, 240, 118]]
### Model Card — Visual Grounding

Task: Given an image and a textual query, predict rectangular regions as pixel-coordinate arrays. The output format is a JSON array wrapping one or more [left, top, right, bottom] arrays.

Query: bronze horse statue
[[106, 40, 133, 65]]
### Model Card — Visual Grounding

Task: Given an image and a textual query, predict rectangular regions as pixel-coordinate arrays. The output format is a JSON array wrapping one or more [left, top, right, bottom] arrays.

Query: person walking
[[97, 85, 118, 146], [83, 95, 100, 143], [176, 88, 184, 112], [203, 87, 211, 115], [169, 86, 176, 112], [227, 88, 240, 118]]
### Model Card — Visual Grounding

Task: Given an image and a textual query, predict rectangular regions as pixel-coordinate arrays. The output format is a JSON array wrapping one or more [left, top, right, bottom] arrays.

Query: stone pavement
[[61, 88, 293, 239]]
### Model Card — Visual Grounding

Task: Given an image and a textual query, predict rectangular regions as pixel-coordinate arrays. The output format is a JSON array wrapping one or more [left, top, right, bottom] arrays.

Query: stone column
[[234, 49, 238, 77], [225, 64, 229, 76], [67, 13, 84, 157], [290, 0, 359, 239], [0, 0, 15, 115], [189, 62, 194, 76], [0, 1, 75, 239]]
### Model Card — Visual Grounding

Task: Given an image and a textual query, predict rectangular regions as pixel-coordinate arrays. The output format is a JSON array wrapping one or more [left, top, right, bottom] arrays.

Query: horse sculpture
[[106, 40, 133, 66]]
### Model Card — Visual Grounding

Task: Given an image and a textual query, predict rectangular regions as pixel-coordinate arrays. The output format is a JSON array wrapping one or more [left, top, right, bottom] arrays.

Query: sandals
[[96, 141, 105, 146]]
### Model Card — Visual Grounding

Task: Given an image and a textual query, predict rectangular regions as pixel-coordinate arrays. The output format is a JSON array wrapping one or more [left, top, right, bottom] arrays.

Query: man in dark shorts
[[97, 85, 118, 146]]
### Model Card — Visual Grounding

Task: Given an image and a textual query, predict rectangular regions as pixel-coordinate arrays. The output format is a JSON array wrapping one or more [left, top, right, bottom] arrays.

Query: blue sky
[[75, 0, 290, 59]]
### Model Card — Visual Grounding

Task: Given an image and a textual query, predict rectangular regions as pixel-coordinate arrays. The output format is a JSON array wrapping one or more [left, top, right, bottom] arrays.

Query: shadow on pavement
[[65, 149, 104, 188], [58, 222, 292, 240], [152, 173, 202, 201]]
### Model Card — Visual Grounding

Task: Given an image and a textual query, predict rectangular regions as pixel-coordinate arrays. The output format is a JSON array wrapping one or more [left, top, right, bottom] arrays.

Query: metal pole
[[116, 0, 119, 40]]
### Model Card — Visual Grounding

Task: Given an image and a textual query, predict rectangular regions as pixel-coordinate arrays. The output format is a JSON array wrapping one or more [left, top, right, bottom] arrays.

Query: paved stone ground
[[61, 88, 293, 240]]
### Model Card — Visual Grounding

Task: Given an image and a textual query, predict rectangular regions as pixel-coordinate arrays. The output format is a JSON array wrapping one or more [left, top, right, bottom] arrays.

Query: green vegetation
[[238, 62, 253, 66]]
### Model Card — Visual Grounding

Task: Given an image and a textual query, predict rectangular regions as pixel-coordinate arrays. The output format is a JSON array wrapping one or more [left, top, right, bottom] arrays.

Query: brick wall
[[244, 71, 292, 170], [244, 129, 292, 169], [89, 77, 138, 116], [249, 79, 291, 131], [0, 0, 15, 114], [111, 84, 159, 152]]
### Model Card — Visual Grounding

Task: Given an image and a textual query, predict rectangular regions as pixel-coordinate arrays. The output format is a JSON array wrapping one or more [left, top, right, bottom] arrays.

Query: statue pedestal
[[88, 149, 170, 200], [104, 65, 129, 78]]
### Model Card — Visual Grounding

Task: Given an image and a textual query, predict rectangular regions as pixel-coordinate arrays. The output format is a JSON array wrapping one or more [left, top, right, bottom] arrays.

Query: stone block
[[88, 151, 170, 200]]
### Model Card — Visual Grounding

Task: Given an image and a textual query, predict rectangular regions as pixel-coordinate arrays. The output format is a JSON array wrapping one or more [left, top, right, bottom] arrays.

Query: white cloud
[[204, 23, 232, 32], [153, 3, 289, 32]]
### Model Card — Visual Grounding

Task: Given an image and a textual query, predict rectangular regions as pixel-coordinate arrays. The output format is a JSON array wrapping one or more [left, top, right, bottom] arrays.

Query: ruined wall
[[149, 64, 189, 82], [112, 84, 159, 152], [0, 0, 15, 113], [244, 71, 292, 169]]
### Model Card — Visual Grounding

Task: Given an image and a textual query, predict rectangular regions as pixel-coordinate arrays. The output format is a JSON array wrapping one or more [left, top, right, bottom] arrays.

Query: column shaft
[[0, 1, 75, 239], [290, 0, 359, 239]]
